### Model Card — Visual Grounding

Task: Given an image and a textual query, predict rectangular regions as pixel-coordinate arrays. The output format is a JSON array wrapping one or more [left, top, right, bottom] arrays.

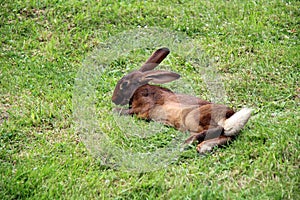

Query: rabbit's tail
[[223, 108, 252, 136]]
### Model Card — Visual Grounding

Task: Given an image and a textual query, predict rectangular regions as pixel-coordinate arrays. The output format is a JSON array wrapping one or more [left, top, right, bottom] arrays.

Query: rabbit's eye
[[120, 81, 129, 89]]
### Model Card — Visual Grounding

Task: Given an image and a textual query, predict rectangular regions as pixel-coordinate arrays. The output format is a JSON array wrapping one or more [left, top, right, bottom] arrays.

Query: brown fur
[[119, 84, 235, 153]]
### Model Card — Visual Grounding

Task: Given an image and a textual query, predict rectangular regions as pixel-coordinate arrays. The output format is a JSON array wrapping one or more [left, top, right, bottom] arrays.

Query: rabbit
[[112, 47, 252, 153]]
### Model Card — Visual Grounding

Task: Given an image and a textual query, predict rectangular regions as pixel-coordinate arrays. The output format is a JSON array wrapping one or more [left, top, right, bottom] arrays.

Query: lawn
[[1, 0, 299, 199]]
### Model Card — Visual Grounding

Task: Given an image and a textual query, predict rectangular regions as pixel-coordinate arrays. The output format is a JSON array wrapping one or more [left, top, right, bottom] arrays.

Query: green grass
[[1, 0, 299, 199]]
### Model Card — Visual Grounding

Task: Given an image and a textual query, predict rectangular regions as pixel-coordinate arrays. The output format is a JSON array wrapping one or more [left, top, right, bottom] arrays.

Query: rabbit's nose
[[112, 94, 128, 105], [112, 95, 121, 104]]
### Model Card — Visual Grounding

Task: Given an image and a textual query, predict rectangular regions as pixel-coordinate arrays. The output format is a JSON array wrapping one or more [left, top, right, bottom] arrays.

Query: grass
[[1, 0, 299, 199]]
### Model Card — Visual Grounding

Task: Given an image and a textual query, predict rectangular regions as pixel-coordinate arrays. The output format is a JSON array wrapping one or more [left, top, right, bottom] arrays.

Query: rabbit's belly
[[148, 105, 180, 127], [148, 103, 199, 130]]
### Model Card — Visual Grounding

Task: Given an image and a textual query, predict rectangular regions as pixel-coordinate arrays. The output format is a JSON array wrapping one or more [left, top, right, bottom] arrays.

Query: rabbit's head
[[112, 48, 180, 105]]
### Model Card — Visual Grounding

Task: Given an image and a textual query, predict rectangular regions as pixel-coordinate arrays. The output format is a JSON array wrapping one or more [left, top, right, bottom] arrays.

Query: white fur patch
[[224, 108, 252, 136]]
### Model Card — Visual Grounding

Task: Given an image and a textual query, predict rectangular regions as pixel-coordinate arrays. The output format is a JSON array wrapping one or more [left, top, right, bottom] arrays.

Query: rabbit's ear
[[139, 48, 170, 72], [142, 70, 180, 84]]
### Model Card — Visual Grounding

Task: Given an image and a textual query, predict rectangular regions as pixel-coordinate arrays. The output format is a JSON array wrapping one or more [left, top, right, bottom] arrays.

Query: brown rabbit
[[112, 48, 252, 153]]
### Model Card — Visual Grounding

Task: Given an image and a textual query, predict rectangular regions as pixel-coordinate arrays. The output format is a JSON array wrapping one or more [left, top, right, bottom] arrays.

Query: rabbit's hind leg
[[196, 136, 232, 154], [184, 126, 224, 145]]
